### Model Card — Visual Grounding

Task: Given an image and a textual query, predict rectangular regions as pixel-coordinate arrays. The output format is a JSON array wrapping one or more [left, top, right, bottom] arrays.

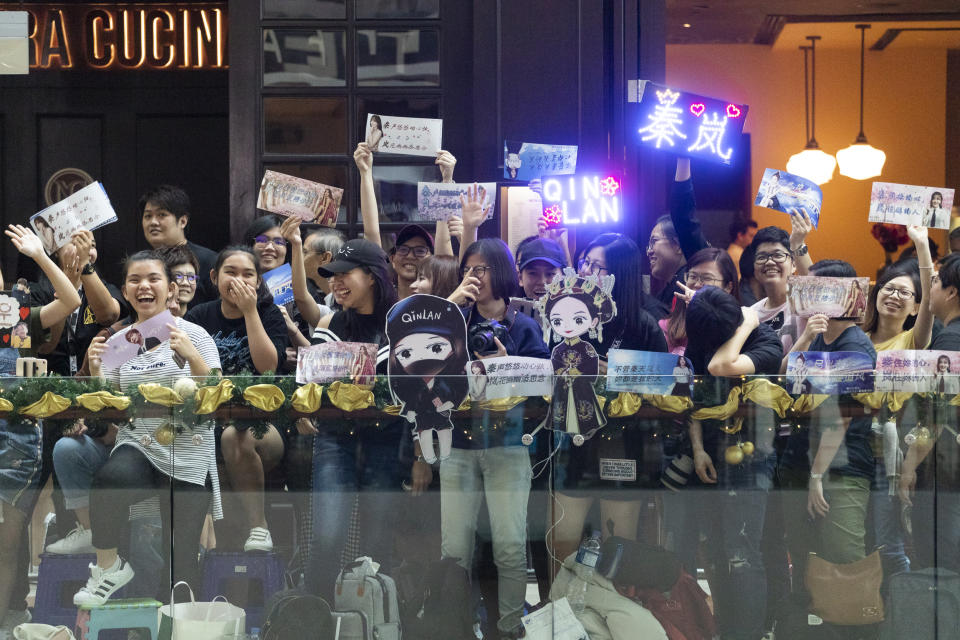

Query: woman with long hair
[[661, 247, 739, 355], [411, 254, 461, 300]]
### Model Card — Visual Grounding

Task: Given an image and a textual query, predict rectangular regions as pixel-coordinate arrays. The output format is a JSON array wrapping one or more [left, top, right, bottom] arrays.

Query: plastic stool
[[34, 553, 97, 627], [201, 551, 284, 630], [75, 598, 161, 640]]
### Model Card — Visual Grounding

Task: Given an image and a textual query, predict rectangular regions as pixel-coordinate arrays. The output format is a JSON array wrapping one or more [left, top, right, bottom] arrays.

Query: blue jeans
[[871, 458, 909, 584], [440, 446, 531, 634], [52, 435, 110, 510], [0, 422, 42, 514]]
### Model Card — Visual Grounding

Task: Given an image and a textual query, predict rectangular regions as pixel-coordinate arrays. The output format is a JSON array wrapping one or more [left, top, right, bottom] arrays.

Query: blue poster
[[787, 351, 875, 394], [503, 140, 578, 181], [755, 168, 823, 228], [264, 263, 293, 305], [607, 350, 694, 397]]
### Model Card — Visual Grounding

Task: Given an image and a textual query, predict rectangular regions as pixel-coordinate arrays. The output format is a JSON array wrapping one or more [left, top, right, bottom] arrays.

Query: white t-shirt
[[751, 298, 806, 353]]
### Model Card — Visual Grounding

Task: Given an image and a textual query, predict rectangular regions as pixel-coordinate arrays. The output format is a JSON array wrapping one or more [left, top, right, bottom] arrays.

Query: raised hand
[[447, 215, 463, 241], [167, 323, 202, 364], [789, 208, 814, 249], [279, 215, 303, 248], [448, 275, 481, 307], [227, 279, 259, 316], [906, 224, 928, 249], [71, 229, 94, 270], [436, 150, 457, 183], [354, 142, 373, 174], [459, 183, 491, 230], [6, 224, 48, 261]]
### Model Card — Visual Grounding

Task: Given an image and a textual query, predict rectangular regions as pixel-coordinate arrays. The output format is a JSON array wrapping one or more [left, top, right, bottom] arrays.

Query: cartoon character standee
[[523, 268, 616, 447], [387, 294, 469, 463]]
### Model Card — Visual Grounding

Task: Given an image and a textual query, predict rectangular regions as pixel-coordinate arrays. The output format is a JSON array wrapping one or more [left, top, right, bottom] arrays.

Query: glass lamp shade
[[836, 142, 886, 180], [786, 148, 837, 185]]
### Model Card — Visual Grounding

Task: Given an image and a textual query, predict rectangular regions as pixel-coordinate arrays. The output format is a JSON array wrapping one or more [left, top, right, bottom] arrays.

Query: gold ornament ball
[[914, 427, 932, 448], [725, 445, 744, 465], [740, 441, 755, 456], [154, 423, 176, 446]]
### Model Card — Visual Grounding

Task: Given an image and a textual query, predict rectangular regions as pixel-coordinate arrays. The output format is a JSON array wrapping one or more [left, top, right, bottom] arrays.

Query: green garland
[[1, 375, 115, 430]]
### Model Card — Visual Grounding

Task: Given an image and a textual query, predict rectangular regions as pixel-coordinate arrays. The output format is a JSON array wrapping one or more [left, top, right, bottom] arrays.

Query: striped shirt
[[103, 317, 223, 518]]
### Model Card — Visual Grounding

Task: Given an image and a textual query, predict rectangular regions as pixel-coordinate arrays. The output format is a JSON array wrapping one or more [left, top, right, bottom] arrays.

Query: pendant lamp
[[787, 36, 837, 185], [836, 24, 886, 179]]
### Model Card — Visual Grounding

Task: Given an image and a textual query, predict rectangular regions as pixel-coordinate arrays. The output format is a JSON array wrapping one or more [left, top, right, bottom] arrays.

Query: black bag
[[596, 536, 681, 592], [261, 589, 334, 640], [881, 568, 960, 640], [393, 558, 474, 640]]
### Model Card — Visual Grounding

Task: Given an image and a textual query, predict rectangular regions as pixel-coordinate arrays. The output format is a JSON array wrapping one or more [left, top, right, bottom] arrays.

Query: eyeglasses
[[754, 251, 791, 264], [685, 272, 722, 286], [461, 265, 490, 278], [254, 235, 287, 247], [647, 236, 668, 251], [173, 273, 198, 284], [395, 245, 430, 258], [879, 284, 917, 301], [577, 259, 609, 276]]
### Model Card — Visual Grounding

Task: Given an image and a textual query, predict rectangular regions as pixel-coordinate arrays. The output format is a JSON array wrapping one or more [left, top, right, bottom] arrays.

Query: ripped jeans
[[704, 451, 773, 640]]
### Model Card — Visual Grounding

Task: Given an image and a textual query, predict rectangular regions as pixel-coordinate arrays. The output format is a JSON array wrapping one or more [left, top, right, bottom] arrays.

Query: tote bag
[[158, 582, 246, 640]]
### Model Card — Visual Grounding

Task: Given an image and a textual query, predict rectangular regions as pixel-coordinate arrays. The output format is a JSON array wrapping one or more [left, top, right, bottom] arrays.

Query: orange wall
[[667, 44, 947, 278]]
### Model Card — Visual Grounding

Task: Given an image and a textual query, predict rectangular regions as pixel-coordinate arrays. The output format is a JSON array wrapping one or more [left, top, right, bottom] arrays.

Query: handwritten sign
[[415, 181, 496, 222], [520, 598, 587, 640], [868, 182, 955, 230], [296, 342, 378, 385], [0, 291, 30, 349], [540, 173, 622, 227], [607, 350, 694, 396], [599, 458, 637, 482], [786, 351, 875, 395], [101, 311, 176, 371], [755, 168, 823, 228], [467, 356, 553, 401], [257, 170, 343, 226], [263, 264, 293, 306], [364, 113, 442, 158], [628, 80, 748, 166], [788, 276, 870, 321], [29, 181, 117, 254], [876, 350, 960, 394], [503, 141, 577, 181]]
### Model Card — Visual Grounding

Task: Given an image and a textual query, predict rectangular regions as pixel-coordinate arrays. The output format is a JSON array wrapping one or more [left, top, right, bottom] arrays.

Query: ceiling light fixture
[[836, 24, 886, 180], [787, 36, 837, 185]]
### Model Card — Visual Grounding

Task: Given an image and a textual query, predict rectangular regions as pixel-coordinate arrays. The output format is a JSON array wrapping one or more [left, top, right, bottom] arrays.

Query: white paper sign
[[365, 113, 443, 157], [520, 598, 588, 640], [416, 182, 495, 221], [599, 458, 637, 481], [467, 356, 553, 401], [0, 12, 28, 75], [868, 181, 955, 230], [30, 182, 118, 254]]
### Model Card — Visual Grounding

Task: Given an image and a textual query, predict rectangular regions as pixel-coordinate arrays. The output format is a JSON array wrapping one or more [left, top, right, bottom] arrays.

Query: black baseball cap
[[517, 238, 565, 271], [394, 224, 435, 254], [317, 239, 389, 277]]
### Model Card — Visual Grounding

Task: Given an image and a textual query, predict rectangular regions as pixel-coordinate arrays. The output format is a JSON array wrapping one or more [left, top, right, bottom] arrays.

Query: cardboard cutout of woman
[[526, 268, 616, 446], [387, 294, 469, 463]]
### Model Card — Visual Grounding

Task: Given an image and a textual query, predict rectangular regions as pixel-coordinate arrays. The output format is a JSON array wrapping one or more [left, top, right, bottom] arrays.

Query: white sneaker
[[73, 558, 135, 606], [243, 527, 273, 552], [45, 524, 96, 555]]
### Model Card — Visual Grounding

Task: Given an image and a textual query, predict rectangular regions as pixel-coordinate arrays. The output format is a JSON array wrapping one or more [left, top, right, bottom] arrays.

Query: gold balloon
[[914, 426, 932, 448], [740, 441, 755, 456], [725, 445, 744, 465], [153, 422, 176, 446]]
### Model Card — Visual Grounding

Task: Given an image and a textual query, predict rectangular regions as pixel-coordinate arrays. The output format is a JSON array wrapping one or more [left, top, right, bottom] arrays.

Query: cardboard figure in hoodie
[[387, 294, 469, 463]]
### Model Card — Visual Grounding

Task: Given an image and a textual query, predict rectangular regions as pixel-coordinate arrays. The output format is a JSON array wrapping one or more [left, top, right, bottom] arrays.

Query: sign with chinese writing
[[0, 290, 31, 349], [540, 173, 622, 226], [628, 80, 748, 166], [868, 182, 955, 230], [257, 170, 342, 226], [364, 113, 442, 157], [755, 168, 823, 228], [786, 351, 875, 395], [296, 342, 378, 385], [521, 598, 587, 640], [101, 310, 176, 370], [263, 263, 293, 306], [29, 181, 117, 254], [607, 350, 694, 397], [415, 181, 496, 222], [876, 350, 960, 394], [788, 276, 870, 321], [467, 356, 553, 401], [503, 141, 577, 181], [0, 11, 28, 75]]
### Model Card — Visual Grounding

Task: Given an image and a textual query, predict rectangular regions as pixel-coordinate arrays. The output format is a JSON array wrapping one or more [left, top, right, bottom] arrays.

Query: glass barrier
[[8, 372, 958, 638]]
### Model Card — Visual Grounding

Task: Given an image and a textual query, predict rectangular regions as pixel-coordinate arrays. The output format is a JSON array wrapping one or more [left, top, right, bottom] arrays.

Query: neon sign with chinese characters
[[9, 4, 227, 70], [541, 174, 622, 226], [629, 80, 748, 166]]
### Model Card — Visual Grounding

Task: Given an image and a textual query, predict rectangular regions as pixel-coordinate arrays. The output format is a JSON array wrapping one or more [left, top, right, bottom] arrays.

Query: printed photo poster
[[466, 356, 553, 402], [386, 295, 468, 464], [607, 350, 694, 397], [263, 263, 293, 305], [503, 141, 578, 181], [30, 181, 117, 254], [788, 276, 870, 321], [0, 290, 31, 349], [416, 182, 496, 222], [257, 170, 343, 226], [296, 342, 378, 386], [365, 113, 443, 157], [101, 310, 176, 370], [786, 351, 875, 395], [868, 182, 955, 230], [755, 168, 823, 228], [876, 350, 960, 394]]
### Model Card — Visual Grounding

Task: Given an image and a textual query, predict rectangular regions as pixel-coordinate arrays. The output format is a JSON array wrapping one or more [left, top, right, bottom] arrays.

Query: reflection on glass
[[264, 97, 347, 155], [264, 164, 349, 223], [263, 29, 346, 87], [263, 0, 346, 19], [357, 29, 439, 86], [357, 97, 439, 144], [371, 165, 441, 223], [355, 0, 439, 18]]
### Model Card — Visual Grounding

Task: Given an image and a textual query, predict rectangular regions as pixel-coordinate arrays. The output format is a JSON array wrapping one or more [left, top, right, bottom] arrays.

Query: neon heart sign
[[726, 103, 742, 118], [690, 103, 705, 117]]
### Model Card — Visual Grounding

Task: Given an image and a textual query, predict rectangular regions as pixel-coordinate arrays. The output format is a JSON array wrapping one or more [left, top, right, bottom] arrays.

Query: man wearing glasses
[[391, 224, 434, 299]]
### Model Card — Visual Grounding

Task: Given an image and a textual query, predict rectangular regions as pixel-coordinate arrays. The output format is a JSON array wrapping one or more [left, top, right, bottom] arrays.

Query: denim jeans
[[52, 435, 110, 510], [870, 458, 909, 585], [440, 446, 532, 634]]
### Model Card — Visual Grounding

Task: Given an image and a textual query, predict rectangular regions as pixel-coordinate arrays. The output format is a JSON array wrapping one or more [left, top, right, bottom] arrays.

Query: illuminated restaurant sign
[[4, 4, 227, 70]]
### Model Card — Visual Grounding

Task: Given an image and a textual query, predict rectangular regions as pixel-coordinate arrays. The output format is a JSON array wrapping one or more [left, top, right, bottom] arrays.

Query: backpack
[[626, 570, 716, 640], [261, 589, 334, 640], [881, 568, 960, 640], [392, 558, 474, 640], [334, 558, 401, 640]]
